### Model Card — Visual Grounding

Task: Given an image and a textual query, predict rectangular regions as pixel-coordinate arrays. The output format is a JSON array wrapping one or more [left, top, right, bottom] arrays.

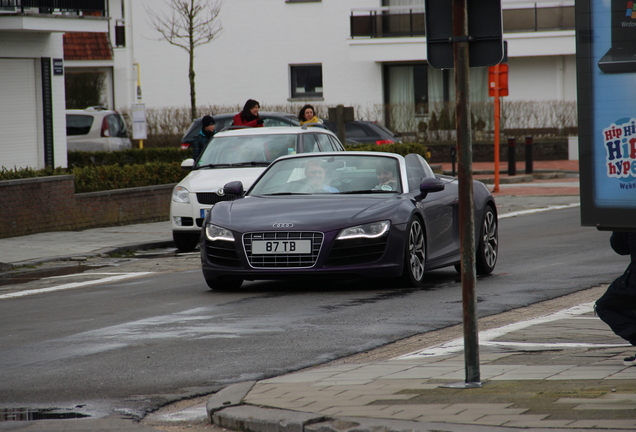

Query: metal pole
[[525, 136, 533, 174], [452, 0, 480, 385], [508, 137, 516, 176], [493, 65, 501, 193]]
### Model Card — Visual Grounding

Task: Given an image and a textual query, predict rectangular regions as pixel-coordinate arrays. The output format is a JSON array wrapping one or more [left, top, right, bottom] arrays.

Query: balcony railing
[[0, 0, 106, 14], [351, 6, 425, 38], [351, 4, 574, 39]]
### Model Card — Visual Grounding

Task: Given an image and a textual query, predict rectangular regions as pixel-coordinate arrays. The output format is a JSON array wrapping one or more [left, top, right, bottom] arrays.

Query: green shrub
[[0, 166, 68, 180], [67, 147, 190, 167], [0, 161, 187, 193], [72, 162, 186, 193]]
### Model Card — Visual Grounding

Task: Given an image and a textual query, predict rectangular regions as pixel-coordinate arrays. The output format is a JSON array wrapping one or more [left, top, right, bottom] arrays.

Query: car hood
[[178, 167, 266, 192], [213, 195, 406, 232]]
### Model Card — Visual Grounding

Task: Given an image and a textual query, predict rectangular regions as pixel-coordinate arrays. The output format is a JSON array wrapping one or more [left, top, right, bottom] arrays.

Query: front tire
[[476, 205, 498, 275], [173, 231, 200, 252], [205, 276, 244, 291], [399, 217, 426, 287]]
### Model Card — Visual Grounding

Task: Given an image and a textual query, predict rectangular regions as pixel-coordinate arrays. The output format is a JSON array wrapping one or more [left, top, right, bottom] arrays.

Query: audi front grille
[[243, 232, 323, 268]]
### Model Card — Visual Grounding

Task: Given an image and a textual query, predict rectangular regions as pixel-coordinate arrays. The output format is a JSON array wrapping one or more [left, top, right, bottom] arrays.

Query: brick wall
[[0, 176, 174, 239]]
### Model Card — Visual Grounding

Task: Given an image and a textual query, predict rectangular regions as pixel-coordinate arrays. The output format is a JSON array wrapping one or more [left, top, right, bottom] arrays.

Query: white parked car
[[170, 125, 345, 251], [66, 107, 132, 152]]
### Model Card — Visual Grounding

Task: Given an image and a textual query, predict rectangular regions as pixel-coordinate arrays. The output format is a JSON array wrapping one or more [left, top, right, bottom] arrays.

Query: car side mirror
[[418, 178, 445, 199], [223, 181, 245, 197], [181, 158, 194, 170]]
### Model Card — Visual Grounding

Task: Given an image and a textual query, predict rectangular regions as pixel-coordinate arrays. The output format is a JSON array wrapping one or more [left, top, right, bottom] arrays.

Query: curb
[[208, 383, 542, 432], [0, 240, 174, 274]]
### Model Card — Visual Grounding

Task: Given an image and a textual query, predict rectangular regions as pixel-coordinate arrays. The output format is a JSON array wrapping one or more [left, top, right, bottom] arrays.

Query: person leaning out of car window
[[192, 115, 216, 160], [298, 104, 322, 126], [233, 99, 264, 127]]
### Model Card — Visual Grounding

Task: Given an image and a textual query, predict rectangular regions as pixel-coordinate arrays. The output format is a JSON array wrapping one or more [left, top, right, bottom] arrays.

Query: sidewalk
[[208, 285, 636, 432]]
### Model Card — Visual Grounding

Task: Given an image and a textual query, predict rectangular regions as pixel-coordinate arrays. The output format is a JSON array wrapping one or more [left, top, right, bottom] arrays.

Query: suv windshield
[[196, 134, 299, 167]]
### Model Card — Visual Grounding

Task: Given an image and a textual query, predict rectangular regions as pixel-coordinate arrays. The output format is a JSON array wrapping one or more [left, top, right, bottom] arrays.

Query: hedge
[[67, 147, 190, 166], [1, 144, 429, 193]]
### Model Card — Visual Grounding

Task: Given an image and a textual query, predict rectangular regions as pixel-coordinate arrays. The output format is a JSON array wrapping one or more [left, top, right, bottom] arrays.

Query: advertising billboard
[[577, 0, 636, 230]]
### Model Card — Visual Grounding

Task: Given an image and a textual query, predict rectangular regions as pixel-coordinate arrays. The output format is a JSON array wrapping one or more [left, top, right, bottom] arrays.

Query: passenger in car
[[233, 99, 264, 127], [192, 115, 216, 160], [374, 161, 398, 190], [298, 104, 322, 125]]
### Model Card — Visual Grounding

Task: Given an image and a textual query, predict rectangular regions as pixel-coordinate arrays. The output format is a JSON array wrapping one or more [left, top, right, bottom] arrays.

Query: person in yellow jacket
[[298, 104, 322, 125]]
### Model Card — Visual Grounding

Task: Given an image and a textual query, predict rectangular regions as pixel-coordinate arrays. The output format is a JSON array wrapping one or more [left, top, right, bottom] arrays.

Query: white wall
[[0, 32, 67, 169], [130, 0, 382, 110], [507, 55, 576, 101]]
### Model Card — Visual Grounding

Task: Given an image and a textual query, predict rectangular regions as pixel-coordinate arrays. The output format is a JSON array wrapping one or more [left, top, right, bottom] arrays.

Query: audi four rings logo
[[272, 223, 294, 228]]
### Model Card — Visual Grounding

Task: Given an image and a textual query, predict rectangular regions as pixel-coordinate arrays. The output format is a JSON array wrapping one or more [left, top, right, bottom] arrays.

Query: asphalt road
[[0, 205, 625, 425]]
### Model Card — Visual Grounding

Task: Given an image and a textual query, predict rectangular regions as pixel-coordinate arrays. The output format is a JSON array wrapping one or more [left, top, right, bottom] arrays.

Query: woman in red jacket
[[232, 99, 264, 127]]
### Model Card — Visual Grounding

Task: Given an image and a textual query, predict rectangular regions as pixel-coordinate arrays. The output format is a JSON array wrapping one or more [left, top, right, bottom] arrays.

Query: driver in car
[[304, 160, 339, 193]]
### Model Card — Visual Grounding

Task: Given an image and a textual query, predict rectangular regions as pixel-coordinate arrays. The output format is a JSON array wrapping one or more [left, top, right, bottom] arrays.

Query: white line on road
[[499, 203, 580, 219], [0, 272, 154, 300], [396, 300, 629, 359]]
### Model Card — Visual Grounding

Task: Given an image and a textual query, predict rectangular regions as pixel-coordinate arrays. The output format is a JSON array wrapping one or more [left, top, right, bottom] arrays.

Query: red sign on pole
[[488, 63, 509, 97]]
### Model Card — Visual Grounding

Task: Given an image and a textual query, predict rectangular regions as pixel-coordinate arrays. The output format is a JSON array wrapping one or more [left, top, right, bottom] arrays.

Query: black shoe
[[623, 354, 636, 366]]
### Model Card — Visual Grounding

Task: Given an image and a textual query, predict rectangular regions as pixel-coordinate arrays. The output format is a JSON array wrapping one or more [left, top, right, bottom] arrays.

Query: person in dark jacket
[[596, 231, 636, 365], [232, 99, 264, 127], [192, 115, 216, 160]]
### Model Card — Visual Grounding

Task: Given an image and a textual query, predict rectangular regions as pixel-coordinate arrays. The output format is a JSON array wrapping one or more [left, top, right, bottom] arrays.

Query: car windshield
[[249, 155, 402, 195], [196, 134, 299, 167]]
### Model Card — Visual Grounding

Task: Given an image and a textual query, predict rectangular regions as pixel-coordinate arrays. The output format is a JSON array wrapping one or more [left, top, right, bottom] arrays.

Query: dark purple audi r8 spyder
[[200, 152, 498, 290]]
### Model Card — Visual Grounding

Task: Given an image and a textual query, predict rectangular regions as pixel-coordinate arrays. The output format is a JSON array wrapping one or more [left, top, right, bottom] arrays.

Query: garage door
[[0, 58, 39, 169]]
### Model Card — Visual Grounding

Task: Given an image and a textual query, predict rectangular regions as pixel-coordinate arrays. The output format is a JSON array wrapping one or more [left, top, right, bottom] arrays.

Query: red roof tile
[[63, 32, 112, 61]]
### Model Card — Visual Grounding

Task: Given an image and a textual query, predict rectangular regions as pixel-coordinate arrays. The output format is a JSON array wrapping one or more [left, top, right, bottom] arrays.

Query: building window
[[384, 63, 428, 132], [290, 64, 323, 99]]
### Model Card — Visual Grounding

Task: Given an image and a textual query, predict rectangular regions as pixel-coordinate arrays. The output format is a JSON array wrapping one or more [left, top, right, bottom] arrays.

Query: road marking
[[500, 202, 580, 219], [0, 272, 154, 300], [396, 301, 629, 359]]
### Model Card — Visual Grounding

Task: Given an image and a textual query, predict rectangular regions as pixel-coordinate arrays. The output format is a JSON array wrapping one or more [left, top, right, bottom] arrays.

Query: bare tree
[[146, 0, 223, 120]]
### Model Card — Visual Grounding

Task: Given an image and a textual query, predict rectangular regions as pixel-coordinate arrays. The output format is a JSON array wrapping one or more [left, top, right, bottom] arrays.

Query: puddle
[[0, 407, 90, 421]]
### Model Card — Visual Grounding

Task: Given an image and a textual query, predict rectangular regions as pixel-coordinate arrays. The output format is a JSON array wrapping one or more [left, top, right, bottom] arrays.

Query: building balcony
[[0, 0, 108, 32], [350, 3, 575, 39]]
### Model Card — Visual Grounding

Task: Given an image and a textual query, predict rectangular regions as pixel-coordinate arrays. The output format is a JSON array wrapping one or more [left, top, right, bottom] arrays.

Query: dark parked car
[[322, 120, 402, 145], [180, 112, 299, 149], [200, 151, 498, 291]]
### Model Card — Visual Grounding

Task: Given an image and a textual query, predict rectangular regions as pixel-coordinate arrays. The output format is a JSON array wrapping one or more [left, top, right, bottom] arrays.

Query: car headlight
[[337, 220, 391, 240], [172, 186, 190, 203], [205, 224, 235, 242]]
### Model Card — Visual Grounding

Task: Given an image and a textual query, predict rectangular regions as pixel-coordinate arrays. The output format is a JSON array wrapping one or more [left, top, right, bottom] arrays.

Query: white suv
[[66, 107, 132, 152], [170, 125, 345, 251]]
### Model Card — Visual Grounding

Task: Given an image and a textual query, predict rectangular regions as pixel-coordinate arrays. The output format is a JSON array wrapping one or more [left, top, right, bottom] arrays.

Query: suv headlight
[[337, 220, 390, 240], [205, 224, 234, 242], [172, 186, 190, 203]]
